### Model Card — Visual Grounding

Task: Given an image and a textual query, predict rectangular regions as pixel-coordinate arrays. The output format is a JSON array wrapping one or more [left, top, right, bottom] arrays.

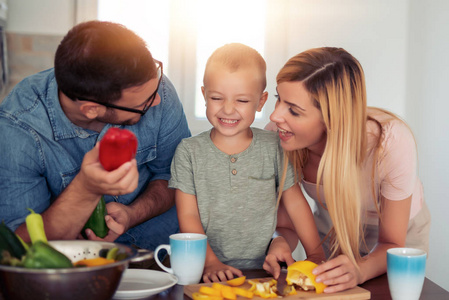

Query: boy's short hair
[[204, 43, 267, 91]]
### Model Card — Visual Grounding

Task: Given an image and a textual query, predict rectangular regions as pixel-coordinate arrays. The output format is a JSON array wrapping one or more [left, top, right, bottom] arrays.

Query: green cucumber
[[82, 196, 109, 239], [0, 221, 26, 259]]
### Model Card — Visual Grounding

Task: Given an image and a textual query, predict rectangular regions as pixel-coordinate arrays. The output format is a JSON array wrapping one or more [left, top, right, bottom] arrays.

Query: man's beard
[[96, 108, 141, 126]]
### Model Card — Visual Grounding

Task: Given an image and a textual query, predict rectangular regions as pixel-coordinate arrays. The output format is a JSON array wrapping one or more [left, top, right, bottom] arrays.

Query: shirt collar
[[45, 75, 99, 141]]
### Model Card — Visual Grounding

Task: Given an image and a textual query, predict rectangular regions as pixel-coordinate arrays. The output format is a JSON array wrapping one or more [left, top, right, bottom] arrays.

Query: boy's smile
[[218, 118, 240, 126]]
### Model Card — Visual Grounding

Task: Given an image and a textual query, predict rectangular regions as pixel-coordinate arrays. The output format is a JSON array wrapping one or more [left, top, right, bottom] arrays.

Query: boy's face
[[202, 63, 268, 139]]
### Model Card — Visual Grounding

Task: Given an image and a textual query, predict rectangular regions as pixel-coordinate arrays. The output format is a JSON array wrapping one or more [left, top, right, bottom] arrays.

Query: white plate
[[113, 269, 178, 299]]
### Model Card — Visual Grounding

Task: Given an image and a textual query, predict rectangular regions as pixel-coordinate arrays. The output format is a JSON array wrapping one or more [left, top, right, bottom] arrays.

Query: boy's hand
[[263, 236, 295, 279], [202, 260, 244, 283]]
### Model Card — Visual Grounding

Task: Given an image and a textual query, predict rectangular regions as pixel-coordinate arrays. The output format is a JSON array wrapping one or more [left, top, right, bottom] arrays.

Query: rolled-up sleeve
[[0, 118, 51, 231]]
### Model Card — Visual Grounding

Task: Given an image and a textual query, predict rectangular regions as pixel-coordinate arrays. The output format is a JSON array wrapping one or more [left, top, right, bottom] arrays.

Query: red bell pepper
[[99, 128, 138, 171]]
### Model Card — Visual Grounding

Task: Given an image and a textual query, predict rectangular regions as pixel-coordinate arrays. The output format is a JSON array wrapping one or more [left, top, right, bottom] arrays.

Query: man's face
[[96, 76, 162, 126]]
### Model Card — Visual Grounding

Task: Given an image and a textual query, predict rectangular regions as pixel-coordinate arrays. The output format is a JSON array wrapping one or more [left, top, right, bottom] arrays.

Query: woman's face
[[270, 81, 327, 153]]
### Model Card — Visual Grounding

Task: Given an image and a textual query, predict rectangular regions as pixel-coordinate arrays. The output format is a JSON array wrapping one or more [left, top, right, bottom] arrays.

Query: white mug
[[387, 247, 427, 300], [154, 233, 207, 285]]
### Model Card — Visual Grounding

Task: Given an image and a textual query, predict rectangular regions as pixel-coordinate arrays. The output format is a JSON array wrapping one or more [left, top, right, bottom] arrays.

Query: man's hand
[[84, 202, 130, 242], [77, 143, 139, 197]]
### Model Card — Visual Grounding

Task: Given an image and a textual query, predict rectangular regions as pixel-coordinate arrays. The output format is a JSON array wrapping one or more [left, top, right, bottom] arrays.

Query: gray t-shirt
[[169, 127, 295, 269]]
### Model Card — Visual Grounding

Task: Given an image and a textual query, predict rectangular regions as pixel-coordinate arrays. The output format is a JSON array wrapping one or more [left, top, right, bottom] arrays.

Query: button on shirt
[[0, 69, 191, 242]]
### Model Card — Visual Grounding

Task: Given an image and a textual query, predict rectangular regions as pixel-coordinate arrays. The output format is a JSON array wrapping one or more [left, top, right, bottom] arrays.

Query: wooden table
[[359, 273, 449, 300], [148, 269, 449, 300], [1, 268, 446, 299]]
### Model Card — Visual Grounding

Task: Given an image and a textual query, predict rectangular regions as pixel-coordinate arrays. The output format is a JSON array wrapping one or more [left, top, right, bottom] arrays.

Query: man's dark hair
[[54, 21, 156, 103]]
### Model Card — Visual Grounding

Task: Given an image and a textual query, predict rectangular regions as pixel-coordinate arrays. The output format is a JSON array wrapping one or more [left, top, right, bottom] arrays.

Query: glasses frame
[[78, 60, 163, 115]]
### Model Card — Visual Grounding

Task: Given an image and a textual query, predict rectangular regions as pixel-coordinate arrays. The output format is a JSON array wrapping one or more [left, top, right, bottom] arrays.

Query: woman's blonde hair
[[277, 47, 371, 267]]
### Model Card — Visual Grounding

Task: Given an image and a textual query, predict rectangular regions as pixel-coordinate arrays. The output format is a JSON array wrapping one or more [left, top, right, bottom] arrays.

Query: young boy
[[169, 43, 324, 282]]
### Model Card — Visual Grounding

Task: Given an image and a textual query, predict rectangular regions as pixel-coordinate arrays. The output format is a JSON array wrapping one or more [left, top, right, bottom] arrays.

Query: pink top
[[302, 110, 423, 225]]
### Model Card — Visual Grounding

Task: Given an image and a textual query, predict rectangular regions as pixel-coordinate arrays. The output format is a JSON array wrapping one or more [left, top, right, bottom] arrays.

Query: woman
[[264, 47, 430, 293]]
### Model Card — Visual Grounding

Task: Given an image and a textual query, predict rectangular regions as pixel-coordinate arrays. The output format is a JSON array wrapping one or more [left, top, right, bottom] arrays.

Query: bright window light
[[97, 0, 170, 71], [194, 0, 266, 118], [97, 0, 266, 122]]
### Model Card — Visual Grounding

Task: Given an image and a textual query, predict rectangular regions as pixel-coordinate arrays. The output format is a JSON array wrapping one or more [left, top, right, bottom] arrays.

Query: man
[[0, 21, 191, 251]]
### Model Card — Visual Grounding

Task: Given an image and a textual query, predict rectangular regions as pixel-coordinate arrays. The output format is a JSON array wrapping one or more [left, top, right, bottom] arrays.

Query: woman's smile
[[277, 126, 294, 142]]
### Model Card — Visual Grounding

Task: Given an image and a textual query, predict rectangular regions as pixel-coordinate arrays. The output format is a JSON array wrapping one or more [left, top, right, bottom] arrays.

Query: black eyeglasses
[[78, 60, 163, 115]]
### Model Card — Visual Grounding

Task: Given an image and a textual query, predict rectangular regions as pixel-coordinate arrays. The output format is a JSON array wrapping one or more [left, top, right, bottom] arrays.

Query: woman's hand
[[263, 236, 296, 279], [202, 260, 243, 283], [312, 254, 362, 293]]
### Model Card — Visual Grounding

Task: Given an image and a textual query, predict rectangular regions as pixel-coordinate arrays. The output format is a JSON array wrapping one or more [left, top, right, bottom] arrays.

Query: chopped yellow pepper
[[211, 283, 227, 291], [199, 286, 222, 297], [74, 257, 115, 267], [227, 276, 246, 287], [221, 285, 237, 300], [232, 287, 254, 299], [192, 292, 223, 300], [286, 260, 327, 294], [250, 280, 277, 298], [247, 279, 259, 292]]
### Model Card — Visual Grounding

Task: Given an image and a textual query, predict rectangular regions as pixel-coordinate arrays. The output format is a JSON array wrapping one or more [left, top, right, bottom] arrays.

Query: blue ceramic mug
[[155, 233, 207, 285], [387, 247, 427, 300]]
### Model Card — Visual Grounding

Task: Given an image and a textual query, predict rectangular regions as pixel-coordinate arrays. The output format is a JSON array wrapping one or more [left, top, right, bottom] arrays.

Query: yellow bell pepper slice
[[252, 281, 277, 298], [286, 260, 327, 294], [221, 285, 236, 300], [192, 292, 223, 300], [74, 257, 115, 267], [211, 282, 236, 299], [247, 279, 259, 292], [287, 285, 297, 295], [199, 286, 222, 297], [232, 287, 254, 299], [227, 276, 246, 287], [211, 283, 226, 291]]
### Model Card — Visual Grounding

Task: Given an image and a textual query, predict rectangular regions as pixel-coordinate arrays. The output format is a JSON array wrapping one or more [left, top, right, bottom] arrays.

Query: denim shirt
[[0, 69, 191, 235]]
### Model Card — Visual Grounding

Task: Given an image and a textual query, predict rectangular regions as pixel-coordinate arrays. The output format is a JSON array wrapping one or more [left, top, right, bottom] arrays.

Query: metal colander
[[0, 240, 154, 300]]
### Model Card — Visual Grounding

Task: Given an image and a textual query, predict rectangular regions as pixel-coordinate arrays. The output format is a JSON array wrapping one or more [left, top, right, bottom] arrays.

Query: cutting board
[[184, 278, 371, 299]]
